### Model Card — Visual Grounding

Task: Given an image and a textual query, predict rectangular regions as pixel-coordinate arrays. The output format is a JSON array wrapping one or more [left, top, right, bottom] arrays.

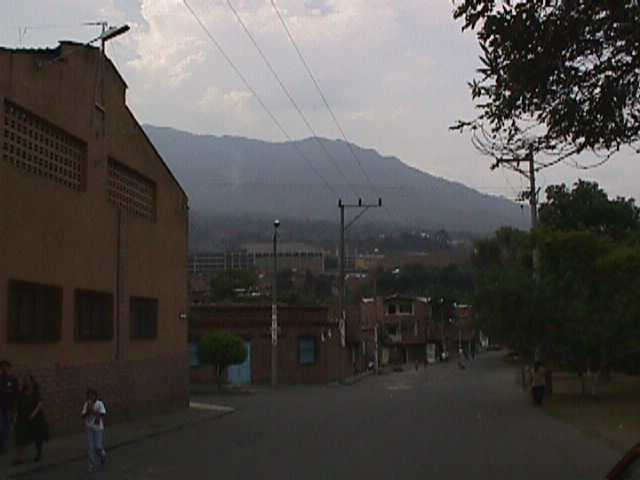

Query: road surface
[[27, 352, 619, 479]]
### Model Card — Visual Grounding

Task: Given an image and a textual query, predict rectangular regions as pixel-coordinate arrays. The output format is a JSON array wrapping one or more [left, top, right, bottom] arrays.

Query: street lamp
[[271, 219, 280, 388]]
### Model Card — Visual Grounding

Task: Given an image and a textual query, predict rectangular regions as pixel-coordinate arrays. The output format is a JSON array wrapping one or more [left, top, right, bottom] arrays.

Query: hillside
[[145, 126, 528, 235]]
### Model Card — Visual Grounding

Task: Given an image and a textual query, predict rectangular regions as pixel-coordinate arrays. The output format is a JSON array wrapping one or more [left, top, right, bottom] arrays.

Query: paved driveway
[[26, 352, 619, 479]]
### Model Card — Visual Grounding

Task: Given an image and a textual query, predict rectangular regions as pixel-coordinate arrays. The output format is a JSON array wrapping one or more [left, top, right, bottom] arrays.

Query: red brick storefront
[[190, 305, 353, 385], [0, 43, 190, 433]]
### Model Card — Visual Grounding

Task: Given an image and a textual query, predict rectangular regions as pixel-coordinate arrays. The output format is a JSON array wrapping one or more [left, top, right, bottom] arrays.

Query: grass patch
[[545, 373, 640, 452]]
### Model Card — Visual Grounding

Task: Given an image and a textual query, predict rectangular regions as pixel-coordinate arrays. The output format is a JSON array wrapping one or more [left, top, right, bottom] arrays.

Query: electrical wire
[[224, 0, 361, 198], [182, 0, 337, 196], [267, 0, 413, 229]]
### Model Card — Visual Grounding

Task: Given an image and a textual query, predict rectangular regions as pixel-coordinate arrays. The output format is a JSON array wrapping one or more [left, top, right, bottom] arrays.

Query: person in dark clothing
[[12, 375, 48, 465], [530, 361, 547, 406], [0, 360, 18, 454]]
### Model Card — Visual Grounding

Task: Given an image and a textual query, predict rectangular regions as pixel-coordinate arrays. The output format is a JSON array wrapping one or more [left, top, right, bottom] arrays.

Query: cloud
[[127, 0, 209, 87], [199, 86, 252, 115], [7, 0, 640, 202]]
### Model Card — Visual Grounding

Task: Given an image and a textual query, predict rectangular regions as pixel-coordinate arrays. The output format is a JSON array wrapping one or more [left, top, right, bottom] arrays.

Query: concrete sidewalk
[[1, 402, 234, 479]]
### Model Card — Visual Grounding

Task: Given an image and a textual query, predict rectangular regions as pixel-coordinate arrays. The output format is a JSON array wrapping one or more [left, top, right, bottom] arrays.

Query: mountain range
[[144, 125, 528, 235]]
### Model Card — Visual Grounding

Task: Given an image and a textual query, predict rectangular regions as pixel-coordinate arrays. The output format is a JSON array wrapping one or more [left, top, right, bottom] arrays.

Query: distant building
[[360, 295, 432, 365], [244, 242, 325, 274], [189, 250, 256, 277], [354, 250, 470, 272], [0, 42, 189, 433], [189, 304, 352, 384], [451, 304, 478, 355]]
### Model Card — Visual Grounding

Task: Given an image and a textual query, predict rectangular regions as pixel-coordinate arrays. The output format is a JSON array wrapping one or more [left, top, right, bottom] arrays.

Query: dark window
[[386, 303, 397, 315], [75, 290, 113, 341], [298, 336, 317, 366], [7, 280, 61, 342], [130, 297, 158, 340], [398, 301, 414, 314]]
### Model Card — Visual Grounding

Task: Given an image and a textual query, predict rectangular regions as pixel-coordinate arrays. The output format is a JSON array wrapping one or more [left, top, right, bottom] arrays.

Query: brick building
[[360, 295, 432, 365], [0, 42, 189, 433], [189, 304, 352, 385], [245, 242, 325, 274], [189, 250, 255, 277]]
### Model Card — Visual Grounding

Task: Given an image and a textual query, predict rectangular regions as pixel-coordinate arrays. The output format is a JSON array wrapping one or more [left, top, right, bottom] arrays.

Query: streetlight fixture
[[271, 219, 280, 388]]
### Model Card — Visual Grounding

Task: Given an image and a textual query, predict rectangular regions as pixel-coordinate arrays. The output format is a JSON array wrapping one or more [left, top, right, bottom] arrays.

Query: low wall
[[16, 352, 190, 435]]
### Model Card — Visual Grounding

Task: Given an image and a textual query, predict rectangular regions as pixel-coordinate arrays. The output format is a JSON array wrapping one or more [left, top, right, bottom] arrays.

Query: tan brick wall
[[15, 352, 189, 435], [0, 43, 190, 430]]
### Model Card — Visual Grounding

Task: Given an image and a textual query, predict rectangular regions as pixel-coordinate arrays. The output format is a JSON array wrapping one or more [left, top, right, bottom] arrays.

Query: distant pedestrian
[[12, 375, 48, 465], [82, 389, 107, 472], [530, 361, 547, 406], [0, 360, 18, 455]]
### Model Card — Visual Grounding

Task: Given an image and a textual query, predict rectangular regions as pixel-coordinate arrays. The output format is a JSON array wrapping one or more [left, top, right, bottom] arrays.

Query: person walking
[[530, 361, 547, 406], [82, 389, 107, 472], [0, 360, 18, 455], [12, 375, 48, 465]]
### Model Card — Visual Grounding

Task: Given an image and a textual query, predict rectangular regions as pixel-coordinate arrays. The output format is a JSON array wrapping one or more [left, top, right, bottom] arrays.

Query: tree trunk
[[216, 365, 224, 389]]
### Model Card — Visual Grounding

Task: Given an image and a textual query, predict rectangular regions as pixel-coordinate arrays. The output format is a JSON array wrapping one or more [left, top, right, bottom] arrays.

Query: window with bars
[[75, 290, 113, 341], [130, 296, 158, 340], [2, 100, 86, 190], [7, 280, 62, 343], [107, 158, 156, 220]]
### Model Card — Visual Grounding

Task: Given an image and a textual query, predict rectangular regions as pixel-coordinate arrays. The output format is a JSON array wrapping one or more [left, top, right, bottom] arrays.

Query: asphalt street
[[26, 352, 620, 479]]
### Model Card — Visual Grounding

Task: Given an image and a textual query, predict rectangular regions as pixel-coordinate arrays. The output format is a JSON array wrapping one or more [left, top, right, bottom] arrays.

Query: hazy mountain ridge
[[144, 125, 528, 234]]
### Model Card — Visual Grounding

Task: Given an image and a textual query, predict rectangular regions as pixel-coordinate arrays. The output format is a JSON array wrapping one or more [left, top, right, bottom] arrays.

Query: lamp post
[[271, 219, 280, 388]]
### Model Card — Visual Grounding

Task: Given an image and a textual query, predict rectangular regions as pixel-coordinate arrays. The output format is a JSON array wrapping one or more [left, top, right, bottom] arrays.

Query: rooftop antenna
[[37, 21, 129, 68]]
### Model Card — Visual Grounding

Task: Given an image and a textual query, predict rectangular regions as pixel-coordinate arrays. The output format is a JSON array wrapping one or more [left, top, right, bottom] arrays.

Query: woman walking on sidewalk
[[82, 389, 107, 472], [530, 361, 547, 406], [12, 375, 49, 465]]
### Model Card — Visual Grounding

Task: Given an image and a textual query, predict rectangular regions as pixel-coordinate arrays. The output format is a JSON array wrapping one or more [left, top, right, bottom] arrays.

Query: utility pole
[[493, 149, 538, 234], [493, 149, 540, 386], [337, 198, 382, 379], [493, 150, 540, 273], [271, 219, 280, 388], [439, 299, 445, 361], [337, 198, 383, 319]]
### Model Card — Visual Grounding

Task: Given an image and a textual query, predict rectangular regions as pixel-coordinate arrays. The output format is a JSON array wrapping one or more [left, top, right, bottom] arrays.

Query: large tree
[[472, 182, 640, 392], [198, 332, 248, 387], [539, 180, 640, 239], [453, 1, 640, 165]]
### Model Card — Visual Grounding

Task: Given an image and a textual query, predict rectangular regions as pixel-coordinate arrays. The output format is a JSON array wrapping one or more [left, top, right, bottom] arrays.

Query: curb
[[5, 407, 234, 479]]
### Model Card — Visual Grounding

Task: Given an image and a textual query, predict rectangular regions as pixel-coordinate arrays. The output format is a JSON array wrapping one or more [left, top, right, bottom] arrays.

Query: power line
[[267, 0, 407, 229], [182, 0, 337, 196], [269, 0, 374, 190], [224, 0, 361, 198]]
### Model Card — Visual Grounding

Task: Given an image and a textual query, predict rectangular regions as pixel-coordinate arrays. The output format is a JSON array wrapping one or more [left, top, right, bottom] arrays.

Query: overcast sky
[[2, 0, 638, 204]]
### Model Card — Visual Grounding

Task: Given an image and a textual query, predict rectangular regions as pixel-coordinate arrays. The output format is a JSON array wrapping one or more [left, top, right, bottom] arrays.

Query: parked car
[[607, 442, 640, 479]]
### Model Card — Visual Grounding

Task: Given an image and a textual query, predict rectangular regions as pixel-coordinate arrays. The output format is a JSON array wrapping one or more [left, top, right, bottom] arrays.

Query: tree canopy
[[472, 181, 640, 380], [453, 1, 640, 164], [198, 332, 248, 386], [539, 180, 640, 238]]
